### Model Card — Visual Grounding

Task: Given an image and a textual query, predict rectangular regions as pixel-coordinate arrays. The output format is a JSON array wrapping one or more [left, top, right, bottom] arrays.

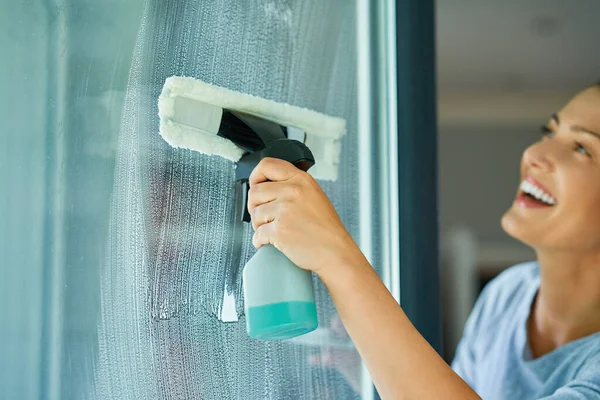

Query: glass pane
[[1, 1, 371, 399]]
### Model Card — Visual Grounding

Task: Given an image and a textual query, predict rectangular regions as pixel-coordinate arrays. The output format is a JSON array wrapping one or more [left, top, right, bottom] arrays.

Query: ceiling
[[436, 0, 600, 127]]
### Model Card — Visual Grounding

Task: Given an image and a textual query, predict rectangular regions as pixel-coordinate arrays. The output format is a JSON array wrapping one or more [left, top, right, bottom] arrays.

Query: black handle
[[236, 139, 315, 223]]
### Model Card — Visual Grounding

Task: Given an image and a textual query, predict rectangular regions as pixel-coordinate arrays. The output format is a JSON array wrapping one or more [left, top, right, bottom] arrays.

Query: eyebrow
[[571, 125, 600, 141], [550, 113, 600, 141]]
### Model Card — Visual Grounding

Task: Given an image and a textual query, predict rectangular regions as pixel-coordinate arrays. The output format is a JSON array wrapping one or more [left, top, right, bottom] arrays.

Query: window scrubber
[[158, 76, 346, 340]]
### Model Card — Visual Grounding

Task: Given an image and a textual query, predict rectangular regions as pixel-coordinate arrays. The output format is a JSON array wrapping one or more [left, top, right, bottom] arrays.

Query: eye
[[575, 142, 592, 158], [540, 125, 554, 139]]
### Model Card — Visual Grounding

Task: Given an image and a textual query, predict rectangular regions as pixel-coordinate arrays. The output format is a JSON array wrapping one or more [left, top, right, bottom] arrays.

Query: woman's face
[[502, 86, 600, 252]]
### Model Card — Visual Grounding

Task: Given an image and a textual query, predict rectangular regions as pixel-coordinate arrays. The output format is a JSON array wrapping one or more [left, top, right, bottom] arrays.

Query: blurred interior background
[[436, 0, 600, 361]]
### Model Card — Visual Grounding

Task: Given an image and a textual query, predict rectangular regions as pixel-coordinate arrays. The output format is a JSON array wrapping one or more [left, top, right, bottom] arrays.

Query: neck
[[528, 249, 600, 357]]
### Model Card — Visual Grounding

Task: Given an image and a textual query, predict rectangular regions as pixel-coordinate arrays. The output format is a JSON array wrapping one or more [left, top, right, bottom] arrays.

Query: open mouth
[[517, 178, 557, 208]]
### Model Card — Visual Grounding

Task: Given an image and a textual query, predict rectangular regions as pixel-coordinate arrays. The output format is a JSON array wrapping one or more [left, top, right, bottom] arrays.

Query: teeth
[[519, 180, 556, 205]]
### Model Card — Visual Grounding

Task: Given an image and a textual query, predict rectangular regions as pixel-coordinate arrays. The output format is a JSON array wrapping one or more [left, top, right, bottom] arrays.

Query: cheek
[[562, 168, 600, 208], [558, 178, 600, 239], [571, 194, 600, 224]]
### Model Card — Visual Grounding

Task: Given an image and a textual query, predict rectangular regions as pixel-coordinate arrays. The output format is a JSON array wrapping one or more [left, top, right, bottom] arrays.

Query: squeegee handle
[[238, 138, 315, 222]]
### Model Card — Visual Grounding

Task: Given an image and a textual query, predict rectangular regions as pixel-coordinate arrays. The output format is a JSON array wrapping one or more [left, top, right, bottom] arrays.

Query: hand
[[247, 157, 361, 277]]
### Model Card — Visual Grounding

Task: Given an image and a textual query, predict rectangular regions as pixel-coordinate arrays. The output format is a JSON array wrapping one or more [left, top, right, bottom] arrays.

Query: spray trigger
[[239, 180, 252, 223]]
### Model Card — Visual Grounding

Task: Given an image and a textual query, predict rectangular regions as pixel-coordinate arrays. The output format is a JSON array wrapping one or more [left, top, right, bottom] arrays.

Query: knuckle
[[297, 172, 315, 191], [247, 185, 259, 202], [306, 174, 319, 190], [252, 233, 261, 248], [262, 157, 277, 168], [297, 170, 311, 183], [250, 205, 260, 220], [254, 225, 265, 241]]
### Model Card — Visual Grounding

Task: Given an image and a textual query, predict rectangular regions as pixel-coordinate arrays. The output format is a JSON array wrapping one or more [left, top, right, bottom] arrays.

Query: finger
[[249, 157, 298, 186], [247, 181, 280, 212], [252, 221, 276, 249], [250, 202, 278, 231]]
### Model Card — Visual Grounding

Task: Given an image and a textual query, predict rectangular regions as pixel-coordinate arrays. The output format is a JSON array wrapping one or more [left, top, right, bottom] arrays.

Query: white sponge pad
[[158, 76, 346, 181]]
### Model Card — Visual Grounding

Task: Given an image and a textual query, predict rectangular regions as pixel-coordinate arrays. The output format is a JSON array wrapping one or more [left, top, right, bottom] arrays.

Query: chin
[[500, 208, 537, 248]]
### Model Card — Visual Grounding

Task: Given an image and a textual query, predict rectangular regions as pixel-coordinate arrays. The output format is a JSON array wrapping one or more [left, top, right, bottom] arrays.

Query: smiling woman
[[451, 83, 600, 398]]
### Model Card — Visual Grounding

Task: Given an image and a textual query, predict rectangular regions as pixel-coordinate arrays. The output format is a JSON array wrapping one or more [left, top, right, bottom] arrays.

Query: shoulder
[[468, 261, 539, 331], [451, 262, 539, 385], [575, 339, 600, 378], [479, 262, 538, 312], [551, 341, 600, 397]]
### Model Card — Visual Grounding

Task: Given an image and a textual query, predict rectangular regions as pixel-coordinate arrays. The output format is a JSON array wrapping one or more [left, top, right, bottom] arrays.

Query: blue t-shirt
[[451, 262, 600, 399]]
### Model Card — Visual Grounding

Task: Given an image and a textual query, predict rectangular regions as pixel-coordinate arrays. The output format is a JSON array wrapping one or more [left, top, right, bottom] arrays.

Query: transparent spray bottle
[[235, 138, 318, 340]]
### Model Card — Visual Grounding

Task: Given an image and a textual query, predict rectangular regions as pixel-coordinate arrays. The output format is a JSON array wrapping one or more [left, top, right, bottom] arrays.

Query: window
[[1, 1, 393, 399]]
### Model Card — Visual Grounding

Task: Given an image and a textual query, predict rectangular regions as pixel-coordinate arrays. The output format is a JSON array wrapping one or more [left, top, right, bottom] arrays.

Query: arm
[[248, 158, 480, 399], [319, 246, 479, 400]]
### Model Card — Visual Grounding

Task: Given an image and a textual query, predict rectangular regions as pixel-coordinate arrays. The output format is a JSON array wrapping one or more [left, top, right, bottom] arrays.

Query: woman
[[247, 82, 600, 399]]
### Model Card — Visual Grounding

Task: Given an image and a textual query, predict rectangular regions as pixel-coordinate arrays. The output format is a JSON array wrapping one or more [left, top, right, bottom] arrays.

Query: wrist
[[316, 238, 371, 287]]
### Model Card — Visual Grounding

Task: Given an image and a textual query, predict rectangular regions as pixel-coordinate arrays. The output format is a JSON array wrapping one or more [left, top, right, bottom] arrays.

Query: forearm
[[318, 250, 480, 400]]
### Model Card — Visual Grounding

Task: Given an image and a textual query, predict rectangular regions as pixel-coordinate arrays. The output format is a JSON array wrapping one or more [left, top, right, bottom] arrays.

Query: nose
[[522, 141, 553, 172]]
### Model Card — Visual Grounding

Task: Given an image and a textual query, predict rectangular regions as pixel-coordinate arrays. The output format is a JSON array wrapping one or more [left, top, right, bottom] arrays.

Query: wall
[[439, 125, 539, 244]]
